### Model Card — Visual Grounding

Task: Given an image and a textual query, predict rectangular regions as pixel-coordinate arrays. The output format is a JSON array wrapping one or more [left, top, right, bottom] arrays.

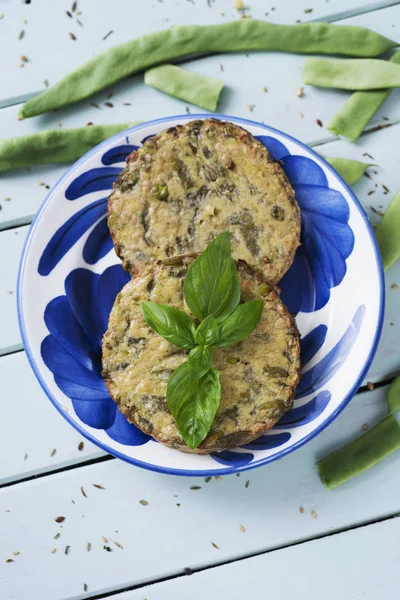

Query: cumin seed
[[102, 536, 108, 543], [77, 18, 83, 26], [24, 453, 28, 461], [367, 381, 374, 391], [367, 190, 375, 196], [50, 448, 57, 457], [69, 32, 77, 40], [6, 559, 14, 563], [391, 284, 398, 290], [123, 102, 132, 105], [91, 102, 101, 109], [107, 91, 113, 99], [72, 1, 77, 11], [296, 87, 304, 98], [55, 516, 65, 523], [20, 55, 28, 62], [263, 86, 268, 92], [205, 476, 212, 483], [220, 63, 224, 72], [103, 30, 114, 41], [104, 101, 114, 107], [316, 119, 323, 127], [211, 541, 219, 549], [50, 548, 56, 554], [112, 539, 124, 549], [87, 542, 91, 552], [13, 551, 20, 556], [245, 480, 250, 488], [54, 533, 61, 539], [363, 171, 372, 179], [93, 484, 105, 489], [78, 441, 84, 451], [362, 423, 369, 431], [84, 583, 88, 592], [19, 30, 24, 40], [370, 206, 383, 216], [382, 184, 390, 193], [239, 525, 245, 532], [66, 10, 72, 17], [215, 476, 222, 480], [311, 510, 318, 519], [304, 8, 313, 13], [87, 122, 93, 126], [139, 499, 149, 506], [363, 152, 374, 160], [190, 486, 201, 490], [64, 545, 70, 555], [299, 507, 305, 514]]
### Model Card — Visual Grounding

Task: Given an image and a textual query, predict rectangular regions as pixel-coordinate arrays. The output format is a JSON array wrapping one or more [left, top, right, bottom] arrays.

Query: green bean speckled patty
[[108, 118, 300, 283], [102, 256, 300, 454]]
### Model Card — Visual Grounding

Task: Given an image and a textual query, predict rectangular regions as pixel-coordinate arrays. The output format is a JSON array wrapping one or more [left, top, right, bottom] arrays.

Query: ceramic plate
[[18, 114, 384, 476]]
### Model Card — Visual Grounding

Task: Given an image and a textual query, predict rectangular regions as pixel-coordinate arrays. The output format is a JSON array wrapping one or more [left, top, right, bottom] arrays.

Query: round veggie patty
[[102, 256, 300, 454], [108, 118, 300, 283]]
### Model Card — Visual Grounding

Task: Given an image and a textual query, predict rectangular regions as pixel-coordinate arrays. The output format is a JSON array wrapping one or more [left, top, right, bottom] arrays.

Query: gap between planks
[[70, 512, 400, 600], [0, 0, 399, 110]]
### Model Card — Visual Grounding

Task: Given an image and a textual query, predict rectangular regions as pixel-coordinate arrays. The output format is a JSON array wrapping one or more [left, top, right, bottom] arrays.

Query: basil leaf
[[195, 315, 220, 346], [141, 302, 196, 349], [183, 232, 240, 323], [187, 345, 213, 380], [214, 300, 264, 347], [167, 363, 221, 449]]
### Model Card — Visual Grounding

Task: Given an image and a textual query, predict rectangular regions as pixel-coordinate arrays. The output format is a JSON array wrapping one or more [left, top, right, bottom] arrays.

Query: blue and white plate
[[18, 114, 384, 476]]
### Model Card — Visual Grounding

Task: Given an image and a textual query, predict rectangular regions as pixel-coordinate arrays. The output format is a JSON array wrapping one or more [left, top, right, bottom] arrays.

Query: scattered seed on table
[[93, 484, 105, 489], [236, 473, 240, 477], [245, 480, 250, 488], [299, 506, 305, 514], [66, 10, 72, 17], [139, 499, 149, 506], [87, 542, 91, 552], [368, 190, 375, 196], [364, 152, 374, 159], [123, 102, 131, 105], [316, 119, 323, 127], [84, 583, 88, 592], [86, 121, 93, 126], [77, 19, 83, 27], [190, 486, 201, 490], [184, 567, 193, 575], [54, 533, 61, 539], [370, 206, 383, 216], [55, 516, 65, 523], [185, 107, 190, 114], [69, 32, 77, 40], [50, 448, 57, 457], [78, 441, 84, 451], [0, 14, 3, 19], [91, 102, 101, 109], [297, 87, 304, 97], [20, 55, 28, 62], [24, 453, 28, 460], [72, 1, 77, 11], [6, 559, 14, 563], [392, 284, 398, 290], [311, 510, 318, 518], [103, 30, 114, 41], [19, 63, 25, 68], [5, 509, 11, 513], [19, 30, 24, 40], [304, 8, 313, 13], [205, 476, 212, 483], [263, 86, 268, 92], [299, 111, 304, 118], [382, 184, 390, 193], [248, 104, 255, 111], [176, 503, 181, 507], [211, 541, 219, 549], [44, 79, 49, 88], [364, 171, 372, 179], [103, 545, 112, 552], [367, 381, 374, 391], [102, 536, 108, 543], [362, 423, 369, 431], [71, 500, 75, 504], [104, 102, 114, 107], [215, 476, 222, 481], [64, 545, 70, 555], [239, 525, 246, 532], [112, 540, 124, 549], [107, 92, 114, 100], [76, 10, 82, 15], [50, 548, 56, 554], [220, 63, 224, 72]]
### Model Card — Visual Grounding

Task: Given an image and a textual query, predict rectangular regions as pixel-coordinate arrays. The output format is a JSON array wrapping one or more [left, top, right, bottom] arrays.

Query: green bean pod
[[327, 50, 400, 142], [324, 157, 374, 185], [19, 20, 397, 119], [145, 64, 223, 111], [375, 190, 400, 271], [303, 57, 400, 90], [0, 123, 138, 172], [318, 415, 400, 489]]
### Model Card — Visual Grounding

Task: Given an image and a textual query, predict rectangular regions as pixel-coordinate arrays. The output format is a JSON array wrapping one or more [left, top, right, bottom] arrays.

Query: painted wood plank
[[103, 516, 400, 600], [0, 0, 393, 105], [0, 352, 104, 485], [314, 123, 400, 384], [1, 384, 399, 599], [0, 5, 399, 229]]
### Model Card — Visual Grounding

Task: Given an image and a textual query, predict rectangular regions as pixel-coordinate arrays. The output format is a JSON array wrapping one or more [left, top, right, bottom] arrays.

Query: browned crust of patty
[[102, 256, 301, 454], [108, 118, 300, 282]]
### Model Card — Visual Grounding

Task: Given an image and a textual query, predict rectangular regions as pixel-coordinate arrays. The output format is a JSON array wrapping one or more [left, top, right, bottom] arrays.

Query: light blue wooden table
[[1, 1, 400, 598]]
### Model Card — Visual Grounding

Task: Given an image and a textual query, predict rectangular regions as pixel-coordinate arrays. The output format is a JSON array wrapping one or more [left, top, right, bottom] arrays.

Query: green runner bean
[[19, 20, 397, 119], [327, 51, 400, 142], [303, 57, 400, 90], [144, 64, 223, 111], [0, 123, 137, 172], [325, 157, 374, 185], [375, 190, 400, 271]]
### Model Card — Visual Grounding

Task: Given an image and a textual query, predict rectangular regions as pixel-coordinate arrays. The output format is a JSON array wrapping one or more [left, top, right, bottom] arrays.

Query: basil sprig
[[141, 232, 263, 449]]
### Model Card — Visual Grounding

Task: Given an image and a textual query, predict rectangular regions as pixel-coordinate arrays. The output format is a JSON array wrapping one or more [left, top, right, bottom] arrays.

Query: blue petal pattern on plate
[[101, 144, 138, 165], [41, 265, 151, 446], [210, 450, 254, 466], [256, 135, 354, 313]]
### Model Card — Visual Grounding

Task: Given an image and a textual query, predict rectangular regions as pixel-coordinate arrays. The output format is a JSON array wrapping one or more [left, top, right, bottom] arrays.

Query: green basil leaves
[[141, 232, 264, 449]]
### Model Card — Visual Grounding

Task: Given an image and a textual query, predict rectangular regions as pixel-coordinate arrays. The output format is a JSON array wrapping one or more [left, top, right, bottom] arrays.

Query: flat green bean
[[388, 376, 400, 416], [144, 64, 223, 111], [327, 51, 400, 142], [318, 414, 400, 489], [303, 58, 400, 90], [375, 190, 400, 271], [0, 123, 137, 172], [324, 157, 374, 185], [19, 21, 397, 119]]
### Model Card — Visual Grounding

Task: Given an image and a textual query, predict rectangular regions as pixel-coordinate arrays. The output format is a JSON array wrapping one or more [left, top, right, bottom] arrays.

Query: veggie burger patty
[[108, 118, 300, 283], [102, 256, 301, 454]]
